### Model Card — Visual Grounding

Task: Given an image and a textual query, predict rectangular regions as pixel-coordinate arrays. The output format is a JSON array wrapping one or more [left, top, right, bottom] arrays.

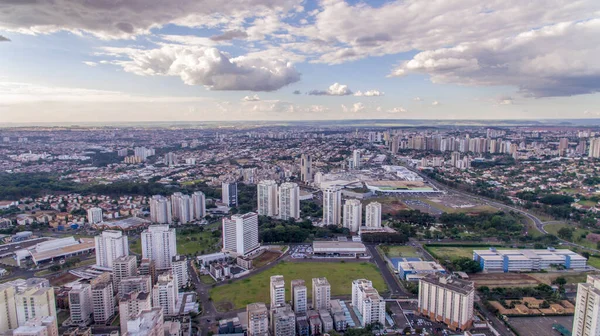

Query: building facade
[[141, 225, 177, 270], [342, 199, 362, 233], [351, 279, 385, 326], [86, 207, 103, 224], [257, 180, 278, 217], [222, 182, 238, 207], [171, 255, 189, 289], [112, 255, 137, 290], [279, 182, 300, 220], [322, 186, 341, 226], [94, 230, 129, 268], [365, 202, 382, 228], [150, 195, 172, 224], [192, 191, 206, 220], [300, 154, 312, 182], [152, 273, 177, 316], [221, 212, 260, 256], [291, 279, 307, 313], [418, 275, 475, 331], [312, 278, 331, 311], [572, 274, 600, 336], [69, 284, 93, 325], [270, 275, 285, 308], [247, 303, 269, 336]]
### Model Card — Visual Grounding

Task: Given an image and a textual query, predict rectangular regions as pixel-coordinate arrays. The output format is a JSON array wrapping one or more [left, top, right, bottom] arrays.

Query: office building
[[69, 284, 93, 325], [300, 154, 312, 182], [322, 186, 341, 226], [171, 192, 193, 224], [257, 180, 278, 217], [222, 212, 260, 256], [365, 202, 382, 228], [112, 255, 137, 290], [152, 273, 177, 316], [141, 225, 177, 270], [312, 278, 331, 311], [351, 279, 385, 326], [91, 277, 115, 324], [12, 316, 58, 336], [343, 199, 362, 233], [192, 191, 206, 220], [246, 302, 269, 336], [291, 279, 307, 313], [126, 307, 164, 336], [271, 304, 296, 336], [118, 291, 152, 335], [279, 182, 300, 220], [150, 195, 172, 224], [270, 275, 285, 308], [418, 275, 475, 331], [86, 207, 103, 224], [222, 182, 238, 207], [572, 274, 600, 336], [94, 230, 129, 268], [352, 149, 361, 169], [473, 248, 587, 272], [171, 255, 188, 289], [118, 276, 152, 296]]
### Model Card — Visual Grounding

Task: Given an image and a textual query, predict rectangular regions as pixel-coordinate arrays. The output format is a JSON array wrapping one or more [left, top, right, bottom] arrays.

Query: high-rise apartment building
[[0, 282, 18, 332], [152, 273, 177, 316], [192, 191, 206, 220], [270, 275, 285, 308], [312, 278, 331, 311], [141, 225, 177, 270], [222, 182, 238, 207], [352, 279, 385, 326], [126, 307, 164, 336], [171, 192, 193, 224], [300, 154, 312, 183], [12, 316, 57, 336], [418, 275, 475, 331], [365, 202, 382, 228], [246, 303, 269, 336], [118, 291, 152, 336], [343, 199, 362, 233], [559, 138, 569, 156], [94, 230, 128, 269], [112, 255, 137, 290], [91, 277, 115, 324], [0, 279, 54, 334], [278, 182, 300, 220], [322, 186, 341, 226], [86, 207, 103, 224], [68, 284, 93, 325], [222, 212, 260, 256], [352, 150, 361, 169], [589, 138, 600, 158], [150, 195, 172, 224], [171, 255, 189, 289], [291, 279, 307, 313], [118, 276, 152, 297], [139, 259, 157, 285], [572, 274, 600, 336], [164, 152, 177, 166], [257, 180, 278, 217], [271, 303, 296, 336]]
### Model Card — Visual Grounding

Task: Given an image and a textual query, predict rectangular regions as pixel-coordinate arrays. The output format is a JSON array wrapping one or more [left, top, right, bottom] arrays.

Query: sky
[[0, 0, 599, 123]]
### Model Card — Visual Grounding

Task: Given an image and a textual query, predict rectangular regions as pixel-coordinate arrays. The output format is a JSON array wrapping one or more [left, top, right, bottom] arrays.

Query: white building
[[118, 291, 152, 336], [343, 199, 362, 233], [418, 275, 474, 331], [222, 182, 238, 207], [473, 248, 587, 272], [257, 180, 278, 217], [150, 195, 172, 224], [221, 213, 260, 256], [398, 261, 446, 281], [192, 191, 206, 220], [152, 273, 177, 316], [322, 186, 342, 226], [352, 279, 385, 326], [271, 303, 296, 336], [118, 276, 152, 296], [247, 303, 269, 336], [94, 230, 128, 269], [352, 150, 361, 169], [141, 225, 177, 270], [365, 202, 382, 228], [291, 279, 307, 313], [300, 154, 312, 183], [270, 275, 285, 308], [12, 316, 57, 336], [86, 207, 103, 224], [113, 255, 138, 290], [312, 278, 331, 311], [91, 279, 115, 324], [69, 283, 93, 325], [279, 182, 300, 220], [572, 274, 600, 336], [171, 255, 189, 289], [171, 192, 193, 224], [126, 307, 164, 336]]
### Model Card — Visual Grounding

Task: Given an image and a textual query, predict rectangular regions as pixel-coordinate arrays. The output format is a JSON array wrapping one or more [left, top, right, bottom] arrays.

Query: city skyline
[[1, 0, 599, 122]]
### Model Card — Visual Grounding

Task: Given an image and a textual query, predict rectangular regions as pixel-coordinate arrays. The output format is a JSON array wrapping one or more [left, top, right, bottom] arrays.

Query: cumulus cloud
[[388, 107, 407, 113], [243, 94, 260, 101], [341, 102, 365, 113], [390, 19, 600, 97], [105, 45, 300, 91], [82, 61, 98, 67], [354, 90, 384, 97], [0, 35, 9, 42], [497, 96, 514, 105], [308, 82, 352, 96], [210, 30, 248, 41], [432, 101, 440, 106]]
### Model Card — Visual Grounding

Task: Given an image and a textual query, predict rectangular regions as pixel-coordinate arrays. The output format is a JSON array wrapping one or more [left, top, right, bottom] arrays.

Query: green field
[[381, 245, 421, 258], [426, 246, 481, 261], [544, 223, 596, 250], [199, 274, 216, 285], [210, 261, 387, 311], [588, 256, 600, 269], [420, 198, 497, 214], [129, 231, 220, 256]]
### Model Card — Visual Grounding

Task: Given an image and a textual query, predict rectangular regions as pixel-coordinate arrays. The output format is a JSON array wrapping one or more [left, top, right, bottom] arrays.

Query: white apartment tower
[[312, 278, 331, 311], [222, 182, 238, 207], [150, 195, 172, 224], [141, 225, 177, 270], [86, 207, 103, 224], [94, 230, 129, 268], [113, 255, 137, 290], [300, 154, 312, 182], [69, 283, 93, 325], [91, 279, 115, 324], [270, 275, 286, 308], [352, 279, 385, 326], [572, 274, 600, 336], [152, 273, 178, 316], [343, 199, 362, 233], [290, 279, 307, 313], [352, 149, 361, 169], [279, 182, 300, 220], [118, 291, 152, 336], [118, 276, 152, 297], [171, 255, 189, 289], [222, 212, 260, 256], [257, 180, 278, 217], [322, 186, 342, 226], [247, 303, 269, 336], [589, 138, 600, 158], [271, 304, 296, 336], [192, 191, 206, 220], [171, 192, 193, 224], [418, 275, 475, 331], [365, 202, 382, 228]]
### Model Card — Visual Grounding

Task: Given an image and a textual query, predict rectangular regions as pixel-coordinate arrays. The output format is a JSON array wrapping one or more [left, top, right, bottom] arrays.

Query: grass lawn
[[530, 271, 597, 285], [200, 274, 216, 285], [578, 200, 598, 207], [210, 261, 387, 311], [426, 246, 480, 261], [130, 230, 220, 256], [544, 223, 596, 250], [588, 256, 600, 269], [381, 245, 421, 258], [420, 198, 497, 214]]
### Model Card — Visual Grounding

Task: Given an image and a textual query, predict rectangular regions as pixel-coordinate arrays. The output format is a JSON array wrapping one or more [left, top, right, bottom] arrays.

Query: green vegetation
[[259, 216, 349, 243], [421, 199, 497, 214], [479, 283, 562, 303], [130, 226, 221, 256], [199, 275, 216, 285], [425, 245, 484, 261], [439, 211, 524, 241], [379, 245, 420, 258], [588, 256, 600, 269], [544, 223, 596, 249], [210, 261, 386, 310]]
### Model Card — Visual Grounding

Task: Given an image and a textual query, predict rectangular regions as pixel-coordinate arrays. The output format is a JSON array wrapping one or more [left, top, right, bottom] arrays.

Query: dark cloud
[[355, 33, 391, 46], [115, 22, 134, 34], [0, 35, 9, 42], [210, 30, 248, 41], [292, 90, 301, 94]]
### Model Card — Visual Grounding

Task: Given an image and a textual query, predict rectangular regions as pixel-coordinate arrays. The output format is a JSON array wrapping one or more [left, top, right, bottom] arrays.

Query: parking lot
[[508, 315, 574, 336], [289, 244, 313, 259], [403, 199, 444, 215]]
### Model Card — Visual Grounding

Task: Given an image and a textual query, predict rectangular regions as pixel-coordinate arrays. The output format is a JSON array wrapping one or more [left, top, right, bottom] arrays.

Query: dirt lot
[[508, 315, 574, 336], [251, 250, 281, 268], [469, 273, 541, 288]]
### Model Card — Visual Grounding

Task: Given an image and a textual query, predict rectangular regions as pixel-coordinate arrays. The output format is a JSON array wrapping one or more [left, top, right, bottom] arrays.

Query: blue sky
[[0, 0, 599, 122]]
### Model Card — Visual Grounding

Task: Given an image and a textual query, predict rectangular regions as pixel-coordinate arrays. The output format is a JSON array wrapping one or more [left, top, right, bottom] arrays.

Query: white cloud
[[354, 90, 384, 97], [498, 96, 514, 105], [388, 107, 407, 113], [432, 101, 440, 106], [243, 94, 261, 101], [341, 102, 365, 113], [308, 82, 352, 96], [413, 97, 423, 101], [104, 45, 301, 91], [82, 61, 98, 67]]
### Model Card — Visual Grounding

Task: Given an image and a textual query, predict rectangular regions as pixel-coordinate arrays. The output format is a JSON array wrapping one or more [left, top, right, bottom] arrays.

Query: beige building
[[572, 274, 600, 336], [246, 302, 269, 336], [418, 275, 475, 331], [351, 279, 385, 326], [69, 283, 93, 325], [113, 255, 138, 290], [119, 291, 152, 335], [312, 278, 331, 311], [291, 279, 307, 313], [365, 202, 382, 228], [270, 275, 285, 308], [91, 278, 115, 324]]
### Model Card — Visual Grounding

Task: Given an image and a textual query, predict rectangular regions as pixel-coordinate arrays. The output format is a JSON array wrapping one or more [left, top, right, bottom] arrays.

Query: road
[[366, 244, 407, 297]]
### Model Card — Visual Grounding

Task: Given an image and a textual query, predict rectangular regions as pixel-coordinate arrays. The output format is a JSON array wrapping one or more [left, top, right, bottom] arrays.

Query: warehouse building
[[398, 261, 446, 281], [312, 241, 368, 258]]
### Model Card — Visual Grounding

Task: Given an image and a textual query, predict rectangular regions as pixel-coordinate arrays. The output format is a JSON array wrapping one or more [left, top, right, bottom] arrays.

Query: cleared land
[[426, 246, 481, 261], [530, 271, 596, 285], [368, 197, 409, 215], [420, 198, 497, 214], [210, 261, 387, 311], [130, 231, 220, 255], [469, 273, 541, 288], [544, 223, 596, 249], [382, 245, 421, 258], [252, 250, 281, 268]]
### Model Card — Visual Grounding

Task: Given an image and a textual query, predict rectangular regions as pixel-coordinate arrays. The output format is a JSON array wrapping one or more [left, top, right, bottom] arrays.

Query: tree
[[581, 252, 591, 259], [557, 227, 574, 240], [552, 276, 567, 286], [452, 257, 482, 273]]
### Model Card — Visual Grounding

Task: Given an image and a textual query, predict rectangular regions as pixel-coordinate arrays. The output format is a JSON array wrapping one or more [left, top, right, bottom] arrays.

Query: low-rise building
[[398, 261, 446, 281], [473, 248, 587, 272]]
